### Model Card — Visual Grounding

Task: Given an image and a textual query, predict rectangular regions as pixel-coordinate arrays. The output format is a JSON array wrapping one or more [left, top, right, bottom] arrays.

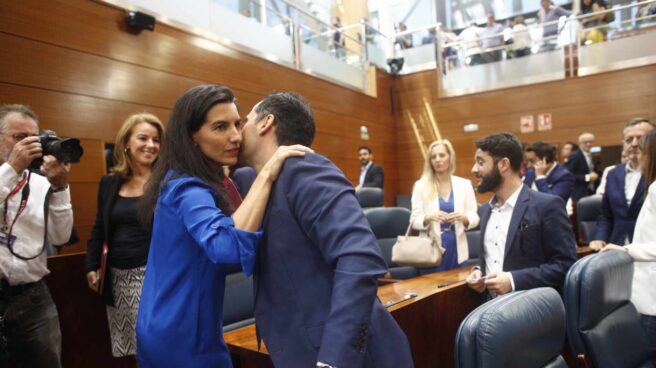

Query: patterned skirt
[[106, 266, 145, 357]]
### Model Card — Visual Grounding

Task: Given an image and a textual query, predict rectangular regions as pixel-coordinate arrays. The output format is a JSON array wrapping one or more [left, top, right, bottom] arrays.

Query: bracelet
[[50, 186, 68, 193]]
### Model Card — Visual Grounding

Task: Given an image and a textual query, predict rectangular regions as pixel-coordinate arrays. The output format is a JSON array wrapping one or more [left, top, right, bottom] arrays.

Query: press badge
[[0, 230, 16, 247]]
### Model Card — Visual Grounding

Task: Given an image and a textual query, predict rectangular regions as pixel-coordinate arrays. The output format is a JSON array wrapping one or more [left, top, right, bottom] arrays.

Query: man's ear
[[258, 114, 275, 136], [497, 157, 510, 173]]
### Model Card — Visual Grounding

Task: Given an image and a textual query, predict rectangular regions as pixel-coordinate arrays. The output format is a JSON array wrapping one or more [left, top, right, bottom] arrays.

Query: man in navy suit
[[356, 146, 384, 190], [565, 132, 601, 201], [590, 119, 654, 250], [466, 133, 577, 296], [239, 92, 413, 368], [523, 141, 575, 202]]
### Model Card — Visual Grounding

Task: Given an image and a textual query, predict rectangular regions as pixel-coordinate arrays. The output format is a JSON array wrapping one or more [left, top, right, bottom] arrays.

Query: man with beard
[[466, 133, 577, 296], [356, 146, 384, 190], [239, 92, 413, 368]]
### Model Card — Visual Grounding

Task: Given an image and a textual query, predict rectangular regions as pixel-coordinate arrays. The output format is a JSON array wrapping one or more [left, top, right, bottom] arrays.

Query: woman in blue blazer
[[136, 85, 310, 367]]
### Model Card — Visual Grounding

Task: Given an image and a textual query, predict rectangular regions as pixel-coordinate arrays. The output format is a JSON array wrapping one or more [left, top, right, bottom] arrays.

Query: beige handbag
[[391, 223, 445, 268]]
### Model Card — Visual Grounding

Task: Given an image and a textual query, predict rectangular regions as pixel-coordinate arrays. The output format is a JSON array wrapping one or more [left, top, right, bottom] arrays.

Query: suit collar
[[504, 185, 530, 257]]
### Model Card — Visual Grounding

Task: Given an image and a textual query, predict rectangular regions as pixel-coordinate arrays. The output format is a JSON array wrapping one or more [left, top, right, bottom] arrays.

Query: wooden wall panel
[[395, 67, 656, 196], [0, 0, 398, 206]]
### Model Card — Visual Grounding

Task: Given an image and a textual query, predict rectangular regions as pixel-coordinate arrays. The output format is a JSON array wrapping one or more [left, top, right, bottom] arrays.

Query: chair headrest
[[357, 187, 384, 208], [576, 195, 603, 221], [364, 207, 411, 239], [456, 288, 566, 368], [570, 251, 634, 330]]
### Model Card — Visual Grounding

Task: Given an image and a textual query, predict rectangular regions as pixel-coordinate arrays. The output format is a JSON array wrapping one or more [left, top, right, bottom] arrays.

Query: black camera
[[30, 130, 84, 171]]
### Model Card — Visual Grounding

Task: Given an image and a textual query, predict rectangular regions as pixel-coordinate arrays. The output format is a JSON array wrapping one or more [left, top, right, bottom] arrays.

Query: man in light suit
[[590, 118, 655, 250], [466, 133, 577, 296], [523, 141, 575, 202], [239, 92, 413, 368], [356, 146, 384, 190], [565, 132, 601, 201]]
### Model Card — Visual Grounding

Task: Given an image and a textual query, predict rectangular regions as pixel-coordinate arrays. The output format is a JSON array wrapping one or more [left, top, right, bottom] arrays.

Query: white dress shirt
[[624, 162, 642, 207], [358, 161, 372, 187], [484, 184, 523, 291], [0, 163, 73, 285], [626, 181, 656, 316]]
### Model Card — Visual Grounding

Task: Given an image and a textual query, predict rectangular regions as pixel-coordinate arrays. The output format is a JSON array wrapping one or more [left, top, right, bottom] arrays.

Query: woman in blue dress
[[136, 85, 310, 367], [410, 140, 480, 274]]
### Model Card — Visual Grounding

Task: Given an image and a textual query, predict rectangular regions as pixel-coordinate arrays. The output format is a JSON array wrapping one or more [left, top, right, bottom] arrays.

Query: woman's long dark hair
[[641, 129, 656, 187], [139, 85, 237, 227]]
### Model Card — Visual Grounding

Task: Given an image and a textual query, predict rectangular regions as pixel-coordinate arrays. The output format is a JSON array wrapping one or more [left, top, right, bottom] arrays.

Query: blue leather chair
[[576, 195, 602, 244], [363, 207, 419, 279], [222, 272, 255, 332], [455, 288, 567, 368], [356, 187, 384, 208], [564, 251, 653, 368], [465, 229, 481, 266], [395, 194, 411, 210]]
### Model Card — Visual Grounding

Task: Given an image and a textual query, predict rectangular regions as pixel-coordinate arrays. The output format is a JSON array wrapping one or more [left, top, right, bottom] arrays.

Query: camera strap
[[2, 171, 48, 261]]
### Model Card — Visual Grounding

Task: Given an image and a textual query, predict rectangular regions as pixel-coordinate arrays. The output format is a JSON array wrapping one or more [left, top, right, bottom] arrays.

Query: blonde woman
[[410, 140, 480, 274], [85, 113, 164, 358]]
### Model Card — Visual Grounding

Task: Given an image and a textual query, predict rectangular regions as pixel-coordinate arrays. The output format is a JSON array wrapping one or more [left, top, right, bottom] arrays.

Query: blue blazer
[[523, 164, 574, 202], [564, 149, 600, 201], [593, 163, 646, 244], [478, 185, 577, 291], [255, 153, 413, 368]]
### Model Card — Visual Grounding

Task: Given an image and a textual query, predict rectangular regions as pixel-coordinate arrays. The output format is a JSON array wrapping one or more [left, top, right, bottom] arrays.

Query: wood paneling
[[395, 67, 656, 196], [0, 0, 398, 204]]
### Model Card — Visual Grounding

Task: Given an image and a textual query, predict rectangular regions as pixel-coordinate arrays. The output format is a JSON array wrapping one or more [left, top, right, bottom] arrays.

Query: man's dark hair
[[140, 84, 237, 227], [564, 141, 579, 151], [475, 132, 523, 172], [527, 141, 556, 164], [0, 104, 39, 132], [358, 146, 372, 153], [255, 92, 315, 147], [625, 117, 654, 128]]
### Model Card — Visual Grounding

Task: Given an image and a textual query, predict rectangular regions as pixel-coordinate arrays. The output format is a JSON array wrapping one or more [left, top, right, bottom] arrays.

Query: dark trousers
[[0, 280, 62, 368]]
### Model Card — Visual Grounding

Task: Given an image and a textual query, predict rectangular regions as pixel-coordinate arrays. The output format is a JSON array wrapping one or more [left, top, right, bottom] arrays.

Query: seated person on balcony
[[590, 118, 654, 250], [395, 22, 413, 49], [523, 141, 575, 203], [581, 0, 611, 43], [422, 28, 437, 45], [538, 0, 572, 38], [459, 22, 482, 65], [479, 13, 504, 63], [511, 16, 532, 58]]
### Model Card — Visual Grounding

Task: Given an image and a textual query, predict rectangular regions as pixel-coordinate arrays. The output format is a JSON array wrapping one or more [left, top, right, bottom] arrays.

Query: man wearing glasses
[[0, 104, 73, 368]]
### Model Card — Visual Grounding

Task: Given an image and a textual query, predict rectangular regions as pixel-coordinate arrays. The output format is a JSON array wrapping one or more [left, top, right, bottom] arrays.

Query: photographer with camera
[[0, 104, 74, 368]]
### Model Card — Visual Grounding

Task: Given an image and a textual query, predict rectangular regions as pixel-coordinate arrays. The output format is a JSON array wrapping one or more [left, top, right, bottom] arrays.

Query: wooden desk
[[225, 267, 483, 368], [577, 246, 595, 258]]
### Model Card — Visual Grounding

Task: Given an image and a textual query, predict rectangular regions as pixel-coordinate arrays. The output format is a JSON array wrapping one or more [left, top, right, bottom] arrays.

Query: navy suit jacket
[[593, 163, 646, 244], [362, 163, 384, 189], [255, 153, 413, 368], [478, 185, 577, 291], [565, 149, 601, 201], [523, 164, 574, 202]]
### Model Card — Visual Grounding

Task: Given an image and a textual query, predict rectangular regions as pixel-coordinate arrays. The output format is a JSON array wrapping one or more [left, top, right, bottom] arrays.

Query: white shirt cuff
[[508, 272, 516, 291]]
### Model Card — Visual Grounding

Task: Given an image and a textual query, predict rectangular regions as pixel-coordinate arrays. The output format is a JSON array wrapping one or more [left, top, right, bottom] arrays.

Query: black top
[[109, 195, 150, 269]]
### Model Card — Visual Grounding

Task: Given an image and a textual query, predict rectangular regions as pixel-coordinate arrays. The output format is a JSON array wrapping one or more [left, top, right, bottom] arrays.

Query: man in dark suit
[[239, 92, 413, 368], [466, 133, 577, 296], [356, 146, 384, 190], [565, 132, 601, 201], [523, 141, 575, 202], [590, 119, 655, 250]]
